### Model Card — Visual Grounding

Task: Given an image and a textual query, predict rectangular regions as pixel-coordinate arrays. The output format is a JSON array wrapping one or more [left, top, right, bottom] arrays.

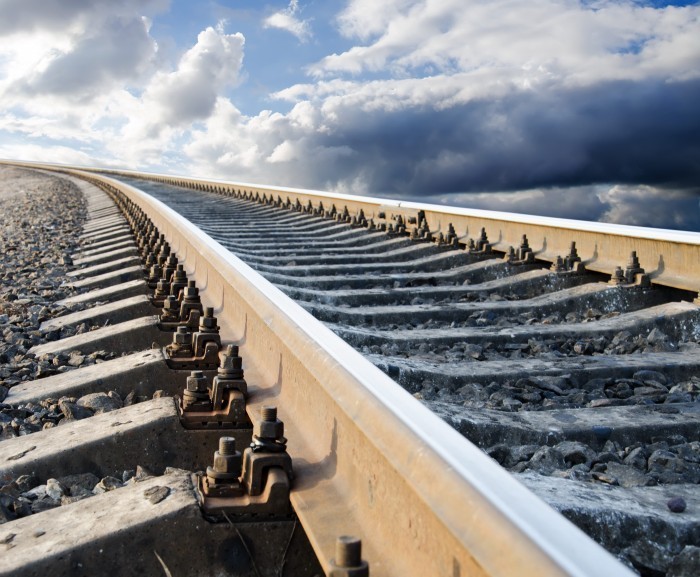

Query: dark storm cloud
[[313, 78, 700, 197]]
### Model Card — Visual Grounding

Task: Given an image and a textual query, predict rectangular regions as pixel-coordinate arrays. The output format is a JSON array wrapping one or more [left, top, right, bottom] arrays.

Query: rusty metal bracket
[[165, 308, 222, 369], [159, 282, 203, 331], [196, 407, 293, 517], [504, 234, 536, 265], [178, 345, 250, 429], [608, 251, 651, 288], [464, 227, 493, 259], [551, 242, 587, 275]]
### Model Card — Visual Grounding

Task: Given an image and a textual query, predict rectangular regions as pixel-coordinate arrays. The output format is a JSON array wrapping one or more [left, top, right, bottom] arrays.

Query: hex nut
[[256, 419, 284, 439], [213, 451, 242, 477]]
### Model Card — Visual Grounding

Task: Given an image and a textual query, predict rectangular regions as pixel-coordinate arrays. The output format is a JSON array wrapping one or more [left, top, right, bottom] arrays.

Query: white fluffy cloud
[[263, 0, 312, 42], [121, 27, 244, 141], [318, 0, 699, 83]]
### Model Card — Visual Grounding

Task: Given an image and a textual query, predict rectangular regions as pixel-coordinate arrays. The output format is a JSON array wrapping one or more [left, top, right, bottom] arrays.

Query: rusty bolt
[[255, 406, 284, 440], [164, 253, 178, 268], [173, 326, 190, 345], [213, 437, 242, 475], [627, 251, 641, 270], [207, 436, 242, 481], [148, 264, 162, 281], [157, 243, 171, 264], [219, 344, 243, 378], [172, 264, 187, 282], [330, 536, 369, 577], [162, 295, 179, 313], [551, 256, 566, 272], [610, 266, 625, 284], [182, 280, 199, 299], [568, 241, 579, 260], [186, 370, 208, 393], [199, 307, 218, 331]]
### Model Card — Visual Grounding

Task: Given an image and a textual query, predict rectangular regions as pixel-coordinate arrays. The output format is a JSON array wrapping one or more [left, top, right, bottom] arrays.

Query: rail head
[[45, 167, 632, 577]]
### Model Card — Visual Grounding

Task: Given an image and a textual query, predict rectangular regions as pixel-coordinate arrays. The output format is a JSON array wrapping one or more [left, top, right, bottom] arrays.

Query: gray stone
[[0, 496, 17, 524], [77, 392, 122, 414], [554, 441, 596, 468], [14, 474, 39, 493], [59, 400, 94, 421], [668, 546, 700, 577], [485, 444, 510, 466], [144, 485, 170, 504], [107, 390, 124, 408], [623, 446, 648, 470], [527, 447, 565, 475], [93, 476, 123, 494], [647, 328, 669, 346], [45, 478, 66, 500], [57, 472, 100, 494], [604, 463, 652, 488], [648, 449, 682, 471], [30, 497, 60, 514], [23, 485, 47, 500], [633, 370, 668, 386], [134, 465, 155, 481], [67, 353, 85, 367], [529, 376, 568, 395], [625, 538, 674, 575], [123, 390, 137, 406]]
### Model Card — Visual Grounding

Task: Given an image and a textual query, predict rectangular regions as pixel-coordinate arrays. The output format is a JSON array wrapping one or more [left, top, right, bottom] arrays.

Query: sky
[[0, 0, 699, 229]]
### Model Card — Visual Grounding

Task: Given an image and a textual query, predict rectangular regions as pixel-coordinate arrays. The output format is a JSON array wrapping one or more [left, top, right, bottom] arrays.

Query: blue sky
[[1, 0, 699, 229]]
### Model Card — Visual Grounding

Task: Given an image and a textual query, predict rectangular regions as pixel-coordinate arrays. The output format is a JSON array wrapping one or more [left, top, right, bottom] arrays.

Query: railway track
[[1, 162, 699, 576]]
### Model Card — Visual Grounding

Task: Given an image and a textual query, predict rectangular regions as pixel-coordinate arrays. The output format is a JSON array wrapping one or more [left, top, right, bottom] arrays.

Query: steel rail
[[4, 164, 630, 576], [20, 161, 700, 294], [6, 160, 700, 293]]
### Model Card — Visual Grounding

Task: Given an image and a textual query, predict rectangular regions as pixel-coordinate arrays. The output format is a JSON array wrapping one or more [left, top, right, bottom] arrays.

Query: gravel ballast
[[0, 167, 88, 426]]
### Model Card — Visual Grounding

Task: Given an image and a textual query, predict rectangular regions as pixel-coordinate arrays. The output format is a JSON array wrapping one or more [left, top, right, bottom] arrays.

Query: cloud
[[263, 0, 312, 42], [130, 26, 244, 131], [0, 0, 167, 36], [597, 184, 700, 230], [188, 75, 699, 198], [8, 15, 156, 101], [1, 0, 699, 233], [317, 0, 700, 84], [0, 0, 165, 108]]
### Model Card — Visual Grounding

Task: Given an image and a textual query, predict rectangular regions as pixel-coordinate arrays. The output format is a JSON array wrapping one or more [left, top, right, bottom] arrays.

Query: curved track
[[2, 162, 699, 576]]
